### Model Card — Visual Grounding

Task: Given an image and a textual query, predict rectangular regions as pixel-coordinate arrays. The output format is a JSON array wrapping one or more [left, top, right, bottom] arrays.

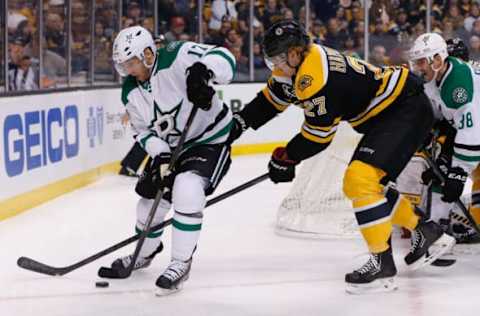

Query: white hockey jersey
[[122, 41, 236, 157], [423, 56, 480, 174]]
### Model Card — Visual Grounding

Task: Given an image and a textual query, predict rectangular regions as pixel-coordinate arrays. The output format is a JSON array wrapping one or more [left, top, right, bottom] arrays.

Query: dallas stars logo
[[149, 100, 183, 144], [125, 33, 133, 44]]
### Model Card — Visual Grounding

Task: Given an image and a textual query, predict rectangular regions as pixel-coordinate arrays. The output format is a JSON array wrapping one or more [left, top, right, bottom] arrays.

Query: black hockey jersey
[[239, 44, 409, 161]]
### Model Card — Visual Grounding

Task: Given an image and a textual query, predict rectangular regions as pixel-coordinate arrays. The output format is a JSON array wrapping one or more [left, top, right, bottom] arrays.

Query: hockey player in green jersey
[[409, 33, 480, 239], [102, 26, 236, 295]]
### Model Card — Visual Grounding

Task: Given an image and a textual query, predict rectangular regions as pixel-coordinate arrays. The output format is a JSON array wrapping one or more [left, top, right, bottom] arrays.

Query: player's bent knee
[[173, 171, 207, 212], [136, 197, 171, 226], [343, 160, 386, 200]]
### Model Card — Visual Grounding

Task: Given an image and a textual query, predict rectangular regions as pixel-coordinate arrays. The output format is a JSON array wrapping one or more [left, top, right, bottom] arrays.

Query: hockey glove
[[186, 62, 215, 110], [441, 166, 467, 203], [268, 147, 299, 183], [226, 113, 248, 144], [421, 154, 449, 186], [151, 152, 175, 190]]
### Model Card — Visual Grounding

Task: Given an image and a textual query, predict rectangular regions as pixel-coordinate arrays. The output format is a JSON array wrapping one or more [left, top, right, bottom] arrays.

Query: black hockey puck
[[95, 281, 109, 288]]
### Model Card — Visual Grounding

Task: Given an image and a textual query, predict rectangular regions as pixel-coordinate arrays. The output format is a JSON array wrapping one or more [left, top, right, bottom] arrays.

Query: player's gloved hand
[[186, 62, 215, 110], [421, 154, 449, 185], [226, 113, 248, 144], [441, 166, 467, 203], [151, 152, 174, 190], [268, 147, 299, 183]]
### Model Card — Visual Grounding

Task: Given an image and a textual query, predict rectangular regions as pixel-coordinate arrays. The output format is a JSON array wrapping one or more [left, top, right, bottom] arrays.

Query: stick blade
[[17, 256, 65, 276]]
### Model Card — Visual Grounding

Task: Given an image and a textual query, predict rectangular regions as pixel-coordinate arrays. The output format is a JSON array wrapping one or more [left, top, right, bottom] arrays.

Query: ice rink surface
[[1, 155, 479, 316]]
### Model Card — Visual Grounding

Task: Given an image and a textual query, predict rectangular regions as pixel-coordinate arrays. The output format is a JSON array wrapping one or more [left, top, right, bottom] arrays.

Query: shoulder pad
[[441, 57, 473, 109], [295, 45, 329, 100]]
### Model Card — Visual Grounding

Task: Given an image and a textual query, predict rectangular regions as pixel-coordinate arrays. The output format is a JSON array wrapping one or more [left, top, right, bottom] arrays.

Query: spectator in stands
[[470, 18, 480, 39], [41, 48, 66, 88], [126, 1, 143, 25], [206, 16, 232, 46], [369, 18, 396, 51], [209, 0, 238, 31], [261, 0, 284, 30], [469, 34, 480, 61], [235, 0, 250, 35], [45, 12, 65, 56], [142, 17, 155, 34], [390, 8, 411, 39], [343, 36, 360, 58], [335, 7, 349, 31], [323, 17, 348, 50], [48, 0, 65, 16], [164, 16, 187, 43], [229, 45, 248, 81], [298, 4, 317, 26], [282, 8, 294, 20], [225, 28, 243, 50], [370, 44, 390, 66], [310, 19, 326, 44], [8, 35, 38, 91], [313, 0, 338, 24], [71, 1, 90, 73], [464, 3, 480, 33]]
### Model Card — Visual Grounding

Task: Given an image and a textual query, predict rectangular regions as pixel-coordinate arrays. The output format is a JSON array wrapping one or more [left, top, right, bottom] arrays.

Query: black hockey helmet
[[262, 19, 310, 65], [446, 37, 469, 61]]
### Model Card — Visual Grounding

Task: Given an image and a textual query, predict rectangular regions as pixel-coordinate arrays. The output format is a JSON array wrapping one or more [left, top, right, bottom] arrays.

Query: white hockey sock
[[171, 211, 203, 261], [136, 197, 170, 257]]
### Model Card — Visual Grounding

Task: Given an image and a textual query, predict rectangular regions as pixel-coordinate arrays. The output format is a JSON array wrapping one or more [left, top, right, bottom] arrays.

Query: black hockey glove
[[226, 113, 248, 144], [441, 166, 467, 203], [268, 147, 299, 183], [186, 62, 215, 110], [151, 152, 175, 190], [421, 154, 449, 186]]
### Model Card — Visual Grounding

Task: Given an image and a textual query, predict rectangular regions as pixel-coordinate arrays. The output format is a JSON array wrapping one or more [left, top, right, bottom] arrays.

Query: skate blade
[[155, 282, 184, 297], [346, 277, 397, 295], [409, 234, 456, 271]]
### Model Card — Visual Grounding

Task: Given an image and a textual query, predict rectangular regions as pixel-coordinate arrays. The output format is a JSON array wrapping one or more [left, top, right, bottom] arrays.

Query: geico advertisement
[[0, 90, 131, 200]]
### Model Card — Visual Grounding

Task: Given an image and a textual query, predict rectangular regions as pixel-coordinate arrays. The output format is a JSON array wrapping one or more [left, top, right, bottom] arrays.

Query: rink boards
[[0, 84, 302, 220]]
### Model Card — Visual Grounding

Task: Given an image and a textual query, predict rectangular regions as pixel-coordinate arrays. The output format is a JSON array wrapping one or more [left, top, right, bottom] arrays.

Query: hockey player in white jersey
[[103, 26, 235, 295], [409, 33, 480, 241]]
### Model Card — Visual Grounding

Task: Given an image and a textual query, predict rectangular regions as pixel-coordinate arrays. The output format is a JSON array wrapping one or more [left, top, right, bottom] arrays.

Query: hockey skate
[[98, 242, 163, 279], [452, 221, 480, 244], [404, 221, 455, 270], [345, 247, 397, 294], [155, 258, 192, 296]]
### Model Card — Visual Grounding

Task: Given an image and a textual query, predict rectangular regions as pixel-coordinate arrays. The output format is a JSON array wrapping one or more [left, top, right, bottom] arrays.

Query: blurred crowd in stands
[[3, 0, 480, 92]]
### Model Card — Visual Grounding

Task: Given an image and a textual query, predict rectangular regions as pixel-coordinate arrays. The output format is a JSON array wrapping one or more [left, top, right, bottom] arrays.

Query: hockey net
[[276, 123, 362, 239]]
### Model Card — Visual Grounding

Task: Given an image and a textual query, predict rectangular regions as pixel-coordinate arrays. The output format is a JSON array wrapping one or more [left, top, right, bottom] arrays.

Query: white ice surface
[[1, 155, 479, 316]]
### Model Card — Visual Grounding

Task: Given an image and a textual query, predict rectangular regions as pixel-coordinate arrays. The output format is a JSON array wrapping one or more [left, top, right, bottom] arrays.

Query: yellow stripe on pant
[[343, 160, 420, 253]]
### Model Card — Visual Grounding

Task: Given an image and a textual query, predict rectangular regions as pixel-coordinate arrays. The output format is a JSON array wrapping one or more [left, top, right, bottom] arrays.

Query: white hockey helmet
[[409, 32, 448, 64], [112, 26, 156, 77]]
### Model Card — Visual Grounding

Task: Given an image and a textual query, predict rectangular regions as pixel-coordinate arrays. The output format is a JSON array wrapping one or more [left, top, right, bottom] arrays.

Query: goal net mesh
[[276, 123, 363, 239]]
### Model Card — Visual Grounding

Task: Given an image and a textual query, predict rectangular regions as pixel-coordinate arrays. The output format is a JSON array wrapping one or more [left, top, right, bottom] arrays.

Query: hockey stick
[[111, 105, 199, 278], [17, 173, 270, 276], [420, 138, 456, 266], [422, 149, 480, 235]]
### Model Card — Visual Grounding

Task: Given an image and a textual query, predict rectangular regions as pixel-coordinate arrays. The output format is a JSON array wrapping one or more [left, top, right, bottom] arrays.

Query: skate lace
[[163, 261, 190, 281], [410, 230, 424, 253], [356, 254, 380, 275]]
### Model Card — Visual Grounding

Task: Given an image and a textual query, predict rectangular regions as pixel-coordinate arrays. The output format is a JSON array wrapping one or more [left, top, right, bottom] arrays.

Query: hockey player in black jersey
[[228, 20, 456, 294]]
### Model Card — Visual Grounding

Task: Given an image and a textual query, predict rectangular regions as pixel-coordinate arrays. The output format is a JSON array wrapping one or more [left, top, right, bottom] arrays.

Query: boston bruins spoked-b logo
[[298, 75, 313, 92], [150, 101, 182, 143]]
